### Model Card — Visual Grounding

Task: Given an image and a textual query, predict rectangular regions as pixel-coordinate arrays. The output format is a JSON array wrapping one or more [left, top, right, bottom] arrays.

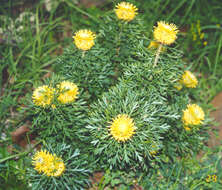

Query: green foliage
[[22, 75, 89, 147], [0, 146, 29, 190], [56, 44, 117, 102], [56, 13, 147, 102], [141, 147, 222, 189], [88, 82, 171, 170], [1, 0, 222, 189], [98, 14, 147, 63], [28, 143, 91, 190], [94, 169, 138, 189]]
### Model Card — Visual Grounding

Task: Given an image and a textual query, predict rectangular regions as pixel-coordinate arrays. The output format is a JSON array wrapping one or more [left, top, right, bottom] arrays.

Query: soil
[[208, 92, 222, 147]]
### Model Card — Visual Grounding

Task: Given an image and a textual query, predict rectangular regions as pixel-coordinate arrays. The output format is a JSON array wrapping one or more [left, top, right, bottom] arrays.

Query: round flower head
[[44, 155, 65, 177], [109, 114, 136, 142], [32, 150, 54, 174], [181, 71, 198, 88], [57, 81, 79, 104], [32, 85, 55, 107], [73, 29, 96, 51], [153, 21, 178, 45], [32, 150, 65, 177], [182, 104, 205, 126], [115, 2, 138, 21]]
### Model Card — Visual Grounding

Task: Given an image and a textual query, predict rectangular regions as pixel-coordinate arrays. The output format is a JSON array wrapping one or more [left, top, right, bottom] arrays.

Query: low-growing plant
[[1, 1, 220, 189]]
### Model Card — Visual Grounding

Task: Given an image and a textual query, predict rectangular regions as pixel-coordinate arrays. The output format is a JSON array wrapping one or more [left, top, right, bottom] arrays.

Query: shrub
[[21, 1, 209, 189]]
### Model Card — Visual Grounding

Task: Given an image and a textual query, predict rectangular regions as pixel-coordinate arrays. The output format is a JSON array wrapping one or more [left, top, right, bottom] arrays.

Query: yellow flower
[[32, 150, 54, 174], [115, 2, 138, 21], [181, 71, 198, 88], [153, 21, 178, 45], [32, 85, 55, 107], [44, 155, 65, 177], [109, 114, 136, 142], [148, 41, 166, 52], [182, 104, 205, 126], [203, 41, 207, 46], [73, 29, 96, 51], [57, 81, 79, 104], [32, 150, 65, 177]]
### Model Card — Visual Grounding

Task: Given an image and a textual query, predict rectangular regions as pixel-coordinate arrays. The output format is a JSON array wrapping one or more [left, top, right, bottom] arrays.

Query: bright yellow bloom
[[57, 81, 79, 104], [32, 150, 65, 177], [148, 41, 166, 52], [73, 29, 96, 51], [153, 21, 178, 45], [181, 71, 198, 88], [115, 2, 138, 22], [182, 104, 205, 125], [44, 155, 65, 177], [32, 150, 54, 174], [32, 85, 55, 107], [109, 114, 136, 142]]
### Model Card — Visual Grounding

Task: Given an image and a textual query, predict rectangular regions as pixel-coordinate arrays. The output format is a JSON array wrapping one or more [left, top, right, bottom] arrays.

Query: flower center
[[118, 122, 128, 134]]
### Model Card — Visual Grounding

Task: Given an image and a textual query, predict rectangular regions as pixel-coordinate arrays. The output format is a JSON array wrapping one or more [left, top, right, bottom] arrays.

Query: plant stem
[[0, 141, 42, 164], [82, 51, 85, 58], [153, 44, 162, 67], [116, 22, 124, 56]]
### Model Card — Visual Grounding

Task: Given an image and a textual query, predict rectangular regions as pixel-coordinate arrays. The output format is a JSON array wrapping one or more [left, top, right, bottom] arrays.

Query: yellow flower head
[[148, 41, 166, 52], [182, 104, 205, 126], [57, 81, 79, 104], [73, 29, 96, 51], [109, 114, 136, 142], [181, 71, 198, 88], [32, 150, 54, 173], [153, 21, 178, 45], [32, 150, 65, 177], [115, 2, 138, 22], [44, 155, 65, 177], [32, 85, 55, 107]]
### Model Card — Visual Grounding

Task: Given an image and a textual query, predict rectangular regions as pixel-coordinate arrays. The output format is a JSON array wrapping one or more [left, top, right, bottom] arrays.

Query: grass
[[0, 0, 222, 189]]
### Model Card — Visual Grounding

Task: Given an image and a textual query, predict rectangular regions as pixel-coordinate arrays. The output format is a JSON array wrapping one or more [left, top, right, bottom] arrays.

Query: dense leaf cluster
[[23, 8, 209, 190], [28, 144, 91, 190]]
